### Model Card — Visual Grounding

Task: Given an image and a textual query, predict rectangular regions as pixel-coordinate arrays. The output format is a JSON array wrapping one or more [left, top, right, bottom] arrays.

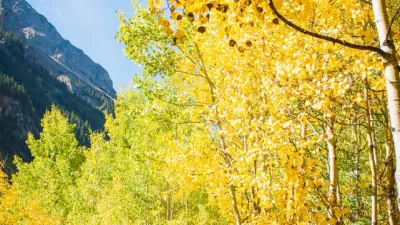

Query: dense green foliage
[[0, 103, 227, 224], [14, 107, 85, 222], [0, 74, 30, 109], [80, 86, 114, 114]]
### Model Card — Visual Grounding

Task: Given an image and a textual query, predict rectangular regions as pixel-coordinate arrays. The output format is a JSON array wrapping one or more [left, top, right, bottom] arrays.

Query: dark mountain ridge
[[0, 31, 109, 173], [0, 0, 116, 110], [0, 0, 116, 173]]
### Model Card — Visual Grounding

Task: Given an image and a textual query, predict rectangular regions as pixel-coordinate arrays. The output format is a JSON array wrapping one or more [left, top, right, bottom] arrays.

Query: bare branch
[[268, 0, 387, 57], [360, 0, 372, 6]]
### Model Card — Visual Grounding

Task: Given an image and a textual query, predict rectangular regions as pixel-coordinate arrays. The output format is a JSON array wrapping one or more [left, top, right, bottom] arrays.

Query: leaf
[[245, 40, 252, 47], [175, 29, 186, 44], [229, 39, 236, 47], [361, 30, 375, 42], [187, 12, 195, 22], [197, 26, 206, 33], [186, 1, 204, 13], [154, 0, 164, 8], [176, 29, 185, 39]]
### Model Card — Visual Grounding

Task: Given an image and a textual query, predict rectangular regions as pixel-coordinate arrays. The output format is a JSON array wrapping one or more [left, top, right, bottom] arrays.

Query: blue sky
[[25, 0, 143, 92]]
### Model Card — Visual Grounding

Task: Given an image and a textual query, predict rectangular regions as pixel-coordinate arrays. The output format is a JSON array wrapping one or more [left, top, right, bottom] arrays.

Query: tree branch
[[385, 6, 400, 43], [268, 0, 387, 57], [360, 0, 372, 6]]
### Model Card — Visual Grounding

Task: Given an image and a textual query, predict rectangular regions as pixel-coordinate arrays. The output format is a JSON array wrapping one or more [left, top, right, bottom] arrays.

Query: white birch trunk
[[383, 106, 398, 225], [325, 118, 339, 222], [365, 82, 378, 224], [372, 0, 400, 207]]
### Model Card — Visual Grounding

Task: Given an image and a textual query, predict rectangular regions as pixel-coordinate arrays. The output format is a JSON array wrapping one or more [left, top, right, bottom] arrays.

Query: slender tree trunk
[[229, 183, 242, 225], [185, 192, 189, 225], [353, 118, 362, 218], [372, 0, 400, 208], [383, 106, 398, 225], [336, 184, 343, 223], [171, 198, 174, 220], [201, 46, 242, 224], [217, 119, 242, 225], [146, 173, 150, 225], [220, 134, 242, 225], [166, 193, 170, 221], [251, 160, 261, 214], [365, 81, 378, 225], [370, 113, 378, 167], [325, 118, 339, 223]]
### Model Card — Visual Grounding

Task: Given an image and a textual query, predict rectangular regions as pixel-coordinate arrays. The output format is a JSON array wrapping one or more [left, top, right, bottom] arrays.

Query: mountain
[[0, 31, 110, 173], [0, 72, 39, 171], [0, 0, 116, 110], [0, 0, 116, 173]]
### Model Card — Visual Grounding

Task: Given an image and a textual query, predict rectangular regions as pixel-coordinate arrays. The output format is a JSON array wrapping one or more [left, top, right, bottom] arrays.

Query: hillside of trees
[[3, 0, 400, 224], [0, 73, 38, 171], [0, 31, 109, 170]]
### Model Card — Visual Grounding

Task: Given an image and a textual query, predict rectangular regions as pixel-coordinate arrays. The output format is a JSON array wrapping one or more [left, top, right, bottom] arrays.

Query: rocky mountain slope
[[0, 0, 116, 173], [0, 0, 116, 110], [0, 31, 109, 173]]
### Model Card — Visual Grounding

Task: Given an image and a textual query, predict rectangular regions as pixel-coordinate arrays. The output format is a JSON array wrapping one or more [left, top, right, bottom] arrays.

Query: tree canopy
[[2, 0, 400, 224]]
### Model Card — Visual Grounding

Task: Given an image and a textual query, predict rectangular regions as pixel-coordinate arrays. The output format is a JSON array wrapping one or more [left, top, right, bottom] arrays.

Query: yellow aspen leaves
[[2, 0, 399, 224], [158, 17, 173, 36], [153, 0, 164, 9], [186, 0, 207, 13], [361, 30, 375, 43], [174, 29, 186, 43]]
